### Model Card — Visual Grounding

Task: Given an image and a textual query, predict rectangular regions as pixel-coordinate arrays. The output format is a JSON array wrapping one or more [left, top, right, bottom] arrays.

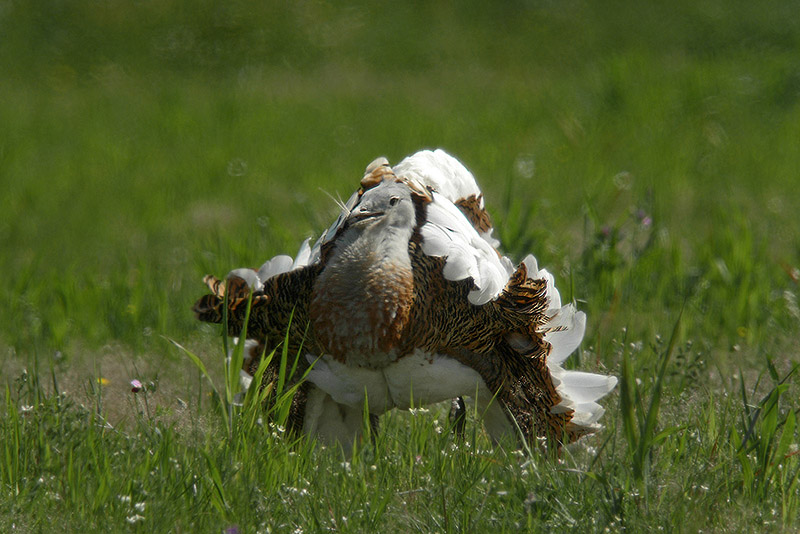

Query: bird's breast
[[311, 252, 414, 368]]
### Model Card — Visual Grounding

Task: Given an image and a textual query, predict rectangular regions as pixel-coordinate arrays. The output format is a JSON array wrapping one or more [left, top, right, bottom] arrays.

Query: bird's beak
[[347, 208, 384, 222]]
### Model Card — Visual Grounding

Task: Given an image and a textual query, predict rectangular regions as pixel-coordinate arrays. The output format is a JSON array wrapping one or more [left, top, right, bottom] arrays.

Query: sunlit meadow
[[1, 1, 799, 532]]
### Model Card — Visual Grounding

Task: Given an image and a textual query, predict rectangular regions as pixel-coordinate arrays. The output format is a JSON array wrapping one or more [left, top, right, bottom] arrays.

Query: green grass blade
[[165, 337, 215, 391], [201, 448, 229, 516], [226, 291, 253, 412], [633, 307, 682, 478], [776, 404, 796, 465], [619, 347, 639, 465], [165, 336, 226, 429]]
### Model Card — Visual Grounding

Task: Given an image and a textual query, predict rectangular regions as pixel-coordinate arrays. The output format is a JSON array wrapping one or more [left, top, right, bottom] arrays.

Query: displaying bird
[[194, 149, 616, 450]]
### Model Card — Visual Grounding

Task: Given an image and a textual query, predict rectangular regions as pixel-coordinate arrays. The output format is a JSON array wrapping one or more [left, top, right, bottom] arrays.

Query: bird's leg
[[449, 397, 467, 440]]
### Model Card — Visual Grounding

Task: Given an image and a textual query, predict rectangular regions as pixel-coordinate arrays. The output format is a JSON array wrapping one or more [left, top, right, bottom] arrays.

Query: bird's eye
[[389, 196, 400, 206]]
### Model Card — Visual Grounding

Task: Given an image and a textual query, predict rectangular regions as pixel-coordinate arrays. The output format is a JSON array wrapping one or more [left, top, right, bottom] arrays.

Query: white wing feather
[[394, 149, 483, 202], [394, 148, 501, 248], [420, 191, 513, 304], [226, 268, 263, 291], [227, 237, 318, 291], [543, 305, 586, 364]]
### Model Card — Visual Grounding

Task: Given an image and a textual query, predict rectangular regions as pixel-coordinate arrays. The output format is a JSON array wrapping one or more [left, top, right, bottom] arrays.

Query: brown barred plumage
[[454, 194, 493, 234]]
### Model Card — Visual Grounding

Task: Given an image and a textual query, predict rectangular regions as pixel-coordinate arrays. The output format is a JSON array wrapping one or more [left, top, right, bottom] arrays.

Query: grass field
[[2, 1, 800, 531]]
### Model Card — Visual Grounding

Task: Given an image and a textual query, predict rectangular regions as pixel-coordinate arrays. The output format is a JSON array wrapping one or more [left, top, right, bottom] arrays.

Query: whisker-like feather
[[318, 187, 348, 212]]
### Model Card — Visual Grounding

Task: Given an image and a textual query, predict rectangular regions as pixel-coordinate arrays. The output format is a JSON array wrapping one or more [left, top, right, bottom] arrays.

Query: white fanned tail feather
[[520, 254, 618, 435]]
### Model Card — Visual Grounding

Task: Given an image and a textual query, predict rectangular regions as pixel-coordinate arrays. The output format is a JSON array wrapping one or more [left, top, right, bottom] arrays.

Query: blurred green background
[[2, 2, 800, 531], [1, 0, 799, 366]]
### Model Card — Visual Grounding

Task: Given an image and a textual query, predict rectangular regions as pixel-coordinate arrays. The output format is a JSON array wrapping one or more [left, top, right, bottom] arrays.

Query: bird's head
[[346, 182, 415, 232]]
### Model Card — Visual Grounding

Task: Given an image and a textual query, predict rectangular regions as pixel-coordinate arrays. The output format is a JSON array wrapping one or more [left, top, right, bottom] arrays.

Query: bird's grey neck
[[334, 223, 414, 267]]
